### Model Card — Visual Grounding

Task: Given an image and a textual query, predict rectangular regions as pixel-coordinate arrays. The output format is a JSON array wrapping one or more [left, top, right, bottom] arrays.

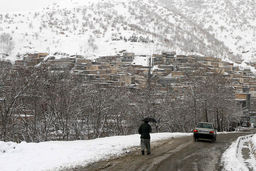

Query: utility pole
[[147, 55, 153, 90]]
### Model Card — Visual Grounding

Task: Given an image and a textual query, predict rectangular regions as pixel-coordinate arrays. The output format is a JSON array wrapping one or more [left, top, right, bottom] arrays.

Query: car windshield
[[197, 123, 213, 129]]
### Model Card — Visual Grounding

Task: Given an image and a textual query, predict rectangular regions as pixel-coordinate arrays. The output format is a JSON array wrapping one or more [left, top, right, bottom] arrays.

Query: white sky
[[0, 0, 72, 13], [0, 0, 49, 12], [0, 0, 104, 13]]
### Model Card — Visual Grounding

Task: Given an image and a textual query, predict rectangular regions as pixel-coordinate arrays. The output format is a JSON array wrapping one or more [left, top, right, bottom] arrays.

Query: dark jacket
[[138, 122, 152, 139]]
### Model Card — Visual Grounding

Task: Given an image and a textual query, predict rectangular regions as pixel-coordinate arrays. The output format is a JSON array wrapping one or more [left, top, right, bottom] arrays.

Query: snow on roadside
[[221, 134, 255, 171], [251, 134, 256, 151], [0, 132, 191, 171]]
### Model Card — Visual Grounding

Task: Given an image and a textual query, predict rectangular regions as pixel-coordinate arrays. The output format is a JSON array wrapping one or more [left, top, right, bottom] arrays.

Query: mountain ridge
[[0, 0, 255, 63]]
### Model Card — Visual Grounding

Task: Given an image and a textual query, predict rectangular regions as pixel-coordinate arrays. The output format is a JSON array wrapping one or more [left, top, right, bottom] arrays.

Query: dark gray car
[[193, 122, 217, 142]]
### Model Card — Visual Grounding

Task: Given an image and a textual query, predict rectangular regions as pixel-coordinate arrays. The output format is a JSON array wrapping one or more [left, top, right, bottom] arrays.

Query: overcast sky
[[0, 0, 99, 12], [0, 0, 63, 12]]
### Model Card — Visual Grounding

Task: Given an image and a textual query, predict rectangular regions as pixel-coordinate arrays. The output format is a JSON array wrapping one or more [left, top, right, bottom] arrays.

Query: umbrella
[[142, 117, 157, 123]]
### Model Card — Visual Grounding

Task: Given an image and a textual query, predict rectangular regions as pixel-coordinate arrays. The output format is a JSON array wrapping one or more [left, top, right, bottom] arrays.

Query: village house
[[155, 65, 174, 76], [235, 92, 251, 115], [46, 57, 76, 71], [152, 54, 164, 65], [122, 52, 134, 63], [11, 53, 256, 110], [23, 53, 48, 66]]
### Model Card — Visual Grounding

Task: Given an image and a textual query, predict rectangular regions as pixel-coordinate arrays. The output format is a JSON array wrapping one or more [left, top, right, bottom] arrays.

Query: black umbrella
[[142, 117, 157, 123]]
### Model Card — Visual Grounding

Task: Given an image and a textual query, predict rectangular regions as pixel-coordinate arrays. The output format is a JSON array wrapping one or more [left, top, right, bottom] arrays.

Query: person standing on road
[[138, 119, 152, 155]]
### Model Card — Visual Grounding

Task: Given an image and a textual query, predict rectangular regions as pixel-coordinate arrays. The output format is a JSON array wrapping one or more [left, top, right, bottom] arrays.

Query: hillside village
[[1, 1, 256, 170], [12, 52, 256, 120]]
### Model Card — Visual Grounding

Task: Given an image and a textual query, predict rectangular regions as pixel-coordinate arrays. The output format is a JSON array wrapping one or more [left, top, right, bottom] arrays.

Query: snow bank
[[251, 134, 256, 148], [0, 141, 17, 153], [250, 134, 256, 157], [0, 132, 191, 171], [221, 135, 253, 171]]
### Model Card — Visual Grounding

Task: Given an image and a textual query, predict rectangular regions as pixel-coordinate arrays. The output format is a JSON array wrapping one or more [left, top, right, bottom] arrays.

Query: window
[[197, 123, 213, 129]]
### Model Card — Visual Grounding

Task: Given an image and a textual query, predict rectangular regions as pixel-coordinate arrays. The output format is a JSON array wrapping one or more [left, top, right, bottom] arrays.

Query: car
[[193, 122, 217, 142], [241, 121, 250, 127]]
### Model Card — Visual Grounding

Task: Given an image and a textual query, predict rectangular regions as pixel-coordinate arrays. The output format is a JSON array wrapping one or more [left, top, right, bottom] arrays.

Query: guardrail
[[236, 134, 253, 158]]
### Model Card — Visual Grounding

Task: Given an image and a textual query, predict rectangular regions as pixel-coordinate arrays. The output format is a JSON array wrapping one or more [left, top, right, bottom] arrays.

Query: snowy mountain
[[160, 0, 256, 62], [0, 0, 256, 62]]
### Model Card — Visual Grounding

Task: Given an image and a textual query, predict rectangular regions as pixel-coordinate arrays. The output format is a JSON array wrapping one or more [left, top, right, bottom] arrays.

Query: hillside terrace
[[12, 52, 256, 114]]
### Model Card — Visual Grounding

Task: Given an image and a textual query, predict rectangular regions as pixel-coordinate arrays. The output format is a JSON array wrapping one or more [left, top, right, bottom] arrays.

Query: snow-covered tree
[[0, 33, 14, 55]]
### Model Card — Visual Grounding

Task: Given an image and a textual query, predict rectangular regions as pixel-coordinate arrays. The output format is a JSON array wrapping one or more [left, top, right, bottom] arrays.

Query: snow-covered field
[[0, 132, 191, 171]]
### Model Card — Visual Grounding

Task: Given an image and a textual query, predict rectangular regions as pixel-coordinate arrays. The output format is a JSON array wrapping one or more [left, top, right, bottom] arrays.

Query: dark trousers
[[141, 138, 151, 153]]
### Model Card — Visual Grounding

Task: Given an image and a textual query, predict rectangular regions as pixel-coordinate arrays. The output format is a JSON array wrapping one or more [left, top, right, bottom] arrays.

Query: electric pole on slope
[[147, 55, 153, 90], [147, 19, 155, 90]]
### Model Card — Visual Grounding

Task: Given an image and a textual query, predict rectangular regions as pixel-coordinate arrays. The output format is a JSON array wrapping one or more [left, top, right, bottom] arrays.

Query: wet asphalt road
[[67, 130, 255, 171], [155, 132, 250, 171]]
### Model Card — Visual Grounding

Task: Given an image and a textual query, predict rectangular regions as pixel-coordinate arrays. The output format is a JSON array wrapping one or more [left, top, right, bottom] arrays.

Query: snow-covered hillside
[[160, 0, 256, 62], [0, 0, 256, 62]]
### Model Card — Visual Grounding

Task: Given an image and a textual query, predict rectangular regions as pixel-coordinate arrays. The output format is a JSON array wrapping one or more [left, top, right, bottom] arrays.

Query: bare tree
[[0, 33, 14, 55]]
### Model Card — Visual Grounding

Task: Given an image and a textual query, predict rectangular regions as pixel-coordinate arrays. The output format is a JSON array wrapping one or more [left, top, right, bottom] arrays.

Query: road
[[68, 130, 255, 171]]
